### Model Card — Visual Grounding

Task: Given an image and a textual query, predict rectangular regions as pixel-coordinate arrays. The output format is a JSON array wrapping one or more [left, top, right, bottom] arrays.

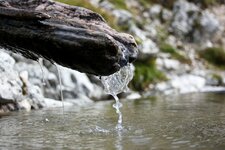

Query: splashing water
[[101, 64, 134, 130]]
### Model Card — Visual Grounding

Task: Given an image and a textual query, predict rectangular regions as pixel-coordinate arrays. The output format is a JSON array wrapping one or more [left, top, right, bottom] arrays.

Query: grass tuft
[[199, 47, 225, 68], [131, 58, 167, 91]]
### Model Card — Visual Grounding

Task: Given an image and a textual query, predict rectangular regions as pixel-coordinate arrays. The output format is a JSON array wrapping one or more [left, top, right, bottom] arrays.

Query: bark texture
[[0, 0, 138, 75]]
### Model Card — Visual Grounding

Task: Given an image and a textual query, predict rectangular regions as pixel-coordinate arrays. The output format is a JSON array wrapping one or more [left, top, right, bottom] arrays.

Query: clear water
[[101, 64, 134, 130], [101, 64, 134, 96], [1, 93, 225, 150]]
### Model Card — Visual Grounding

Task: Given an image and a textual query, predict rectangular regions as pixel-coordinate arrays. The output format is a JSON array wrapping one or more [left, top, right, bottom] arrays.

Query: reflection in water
[[115, 129, 123, 150], [1, 93, 225, 149]]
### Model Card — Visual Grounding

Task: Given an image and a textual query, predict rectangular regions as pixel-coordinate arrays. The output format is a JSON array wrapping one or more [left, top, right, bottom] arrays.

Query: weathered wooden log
[[0, 0, 138, 76]]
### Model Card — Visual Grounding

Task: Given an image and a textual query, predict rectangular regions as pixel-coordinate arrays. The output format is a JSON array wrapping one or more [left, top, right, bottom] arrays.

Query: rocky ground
[[1, 0, 225, 112]]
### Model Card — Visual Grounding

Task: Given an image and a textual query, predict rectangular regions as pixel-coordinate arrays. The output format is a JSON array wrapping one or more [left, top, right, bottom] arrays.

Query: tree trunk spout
[[0, 0, 138, 76]]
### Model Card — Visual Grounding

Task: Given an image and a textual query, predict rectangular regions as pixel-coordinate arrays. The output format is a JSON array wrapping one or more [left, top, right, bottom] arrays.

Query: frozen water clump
[[101, 64, 134, 96]]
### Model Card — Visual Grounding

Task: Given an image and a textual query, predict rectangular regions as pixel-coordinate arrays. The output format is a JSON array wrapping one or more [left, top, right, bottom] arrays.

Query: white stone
[[130, 24, 147, 41], [149, 4, 162, 19], [144, 24, 157, 38], [201, 10, 220, 34], [170, 75, 206, 93], [141, 39, 159, 54], [43, 98, 73, 108], [18, 99, 31, 111], [113, 9, 132, 25], [156, 82, 171, 91], [156, 58, 180, 70], [99, 1, 115, 11], [171, 0, 220, 42], [126, 92, 141, 100], [161, 8, 173, 22]]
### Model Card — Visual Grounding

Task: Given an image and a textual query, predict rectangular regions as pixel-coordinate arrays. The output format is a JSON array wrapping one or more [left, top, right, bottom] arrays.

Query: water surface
[[1, 93, 225, 150]]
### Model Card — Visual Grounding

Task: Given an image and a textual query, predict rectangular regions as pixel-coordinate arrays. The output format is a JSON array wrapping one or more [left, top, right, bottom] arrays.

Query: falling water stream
[[38, 58, 46, 86], [55, 64, 65, 121], [101, 64, 134, 130]]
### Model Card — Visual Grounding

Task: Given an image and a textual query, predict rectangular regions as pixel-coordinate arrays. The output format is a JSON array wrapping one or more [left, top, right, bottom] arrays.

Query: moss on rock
[[131, 58, 167, 91], [211, 73, 223, 86], [199, 47, 225, 68]]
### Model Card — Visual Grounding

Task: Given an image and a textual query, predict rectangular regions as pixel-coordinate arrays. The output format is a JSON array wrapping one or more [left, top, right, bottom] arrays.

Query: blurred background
[[1, 1, 225, 149], [1, 0, 225, 111]]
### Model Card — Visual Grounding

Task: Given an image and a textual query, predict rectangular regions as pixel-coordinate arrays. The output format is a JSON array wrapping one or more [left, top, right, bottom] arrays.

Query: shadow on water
[[1, 93, 225, 150]]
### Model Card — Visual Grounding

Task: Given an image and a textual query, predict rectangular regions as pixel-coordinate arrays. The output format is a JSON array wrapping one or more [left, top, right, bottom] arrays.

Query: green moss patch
[[131, 59, 167, 91], [188, 0, 219, 8], [199, 47, 225, 68], [138, 0, 176, 9], [211, 73, 223, 86]]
